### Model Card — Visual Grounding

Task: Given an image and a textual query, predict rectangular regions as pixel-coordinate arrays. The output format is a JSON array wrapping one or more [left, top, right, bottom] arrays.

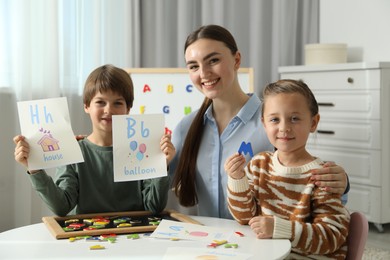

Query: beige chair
[[346, 211, 369, 260]]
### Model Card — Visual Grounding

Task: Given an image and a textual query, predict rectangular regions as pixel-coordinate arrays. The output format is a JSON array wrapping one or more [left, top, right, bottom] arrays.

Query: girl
[[225, 79, 349, 259]]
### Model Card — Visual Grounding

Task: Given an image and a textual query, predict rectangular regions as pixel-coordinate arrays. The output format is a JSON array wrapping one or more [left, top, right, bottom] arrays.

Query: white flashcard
[[163, 247, 252, 260], [112, 114, 167, 182], [17, 97, 84, 170], [151, 219, 234, 242]]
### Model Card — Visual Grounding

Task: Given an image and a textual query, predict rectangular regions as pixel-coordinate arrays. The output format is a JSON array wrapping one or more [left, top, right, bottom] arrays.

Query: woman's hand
[[311, 161, 348, 195], [248, 216, 274, 239], [224, 153, 246, 179], [160, 134, 176, 164]]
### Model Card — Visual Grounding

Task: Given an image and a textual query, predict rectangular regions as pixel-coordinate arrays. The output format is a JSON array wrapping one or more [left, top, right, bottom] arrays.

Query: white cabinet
[[279, 62, 390, 232]]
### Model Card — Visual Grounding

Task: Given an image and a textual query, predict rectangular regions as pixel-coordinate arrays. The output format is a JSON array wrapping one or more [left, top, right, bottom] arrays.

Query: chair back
[[346, 211, 369, 260]]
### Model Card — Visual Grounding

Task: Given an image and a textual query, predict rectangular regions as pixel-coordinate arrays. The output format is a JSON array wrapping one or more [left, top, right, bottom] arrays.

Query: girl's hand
[[311, 161, 348, 195], [160, 134, 176, 164], [224, 153, 246, 179], [13, 135, 30, 169], [248, 216, 274, 239]]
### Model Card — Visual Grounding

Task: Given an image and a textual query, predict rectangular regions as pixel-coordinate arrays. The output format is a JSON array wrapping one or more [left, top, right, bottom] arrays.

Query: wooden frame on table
[[42, 209, 202, 239]]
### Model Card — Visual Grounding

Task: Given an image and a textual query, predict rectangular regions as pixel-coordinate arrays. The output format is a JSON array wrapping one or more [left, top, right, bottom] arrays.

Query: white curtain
[[140, 0, 319, 95], [0, 0, 141, 231], [0, 0, 140, 100], [0, 0, 318, 231]]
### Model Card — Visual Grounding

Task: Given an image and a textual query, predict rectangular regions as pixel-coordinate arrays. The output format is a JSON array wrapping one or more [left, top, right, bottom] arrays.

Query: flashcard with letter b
[[112, 114, 167, 182]]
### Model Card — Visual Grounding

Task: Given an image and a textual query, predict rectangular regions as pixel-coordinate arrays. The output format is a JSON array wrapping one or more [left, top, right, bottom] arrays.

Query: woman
[[169, 24, 348, 219]]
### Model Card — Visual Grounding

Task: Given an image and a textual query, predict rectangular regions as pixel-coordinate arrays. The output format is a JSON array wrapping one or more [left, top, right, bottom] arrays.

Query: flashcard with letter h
[[17, 97, 84, 170]]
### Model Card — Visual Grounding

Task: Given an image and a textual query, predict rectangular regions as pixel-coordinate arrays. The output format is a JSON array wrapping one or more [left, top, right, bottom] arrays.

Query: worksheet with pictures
[[17, 97, 84, 170], [112, 114, 167, 182], [151, 219, 235, 242], [163, 247, 252, 260]]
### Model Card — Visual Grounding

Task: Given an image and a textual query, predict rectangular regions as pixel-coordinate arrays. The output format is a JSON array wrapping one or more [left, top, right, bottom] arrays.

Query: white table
[[0, 215, 291, 259]]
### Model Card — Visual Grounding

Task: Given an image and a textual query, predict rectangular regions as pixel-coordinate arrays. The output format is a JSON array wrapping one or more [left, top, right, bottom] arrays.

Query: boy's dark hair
[[83, 64, 134, 109]]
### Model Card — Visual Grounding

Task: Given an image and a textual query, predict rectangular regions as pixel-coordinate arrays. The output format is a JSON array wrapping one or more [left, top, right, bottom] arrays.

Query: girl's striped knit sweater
[[227, 151, 350, 259]]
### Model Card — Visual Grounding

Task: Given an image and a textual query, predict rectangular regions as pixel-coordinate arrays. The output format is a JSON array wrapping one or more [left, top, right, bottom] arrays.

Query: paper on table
[[17, 97, 84, 170], [150, 219, 235, 242], [163, 247, 252, 260]]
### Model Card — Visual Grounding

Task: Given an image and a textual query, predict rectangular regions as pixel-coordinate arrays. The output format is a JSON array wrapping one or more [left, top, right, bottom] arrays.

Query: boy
[[14, 64, 175, 216]]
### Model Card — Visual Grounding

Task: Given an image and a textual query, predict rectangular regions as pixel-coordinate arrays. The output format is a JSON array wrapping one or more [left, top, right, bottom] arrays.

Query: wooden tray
[[42, 209, 202, 239]]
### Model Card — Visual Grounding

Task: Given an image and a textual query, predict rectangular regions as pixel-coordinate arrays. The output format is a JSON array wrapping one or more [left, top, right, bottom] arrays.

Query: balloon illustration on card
[[130, 140, 137, 151], [129, 141, 147, 161]]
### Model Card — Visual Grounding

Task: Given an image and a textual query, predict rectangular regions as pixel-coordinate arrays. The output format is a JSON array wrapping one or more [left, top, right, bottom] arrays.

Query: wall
[[320, 0, 390, 62], [0, 90, 54, 231], [0, 89, 16, 231]]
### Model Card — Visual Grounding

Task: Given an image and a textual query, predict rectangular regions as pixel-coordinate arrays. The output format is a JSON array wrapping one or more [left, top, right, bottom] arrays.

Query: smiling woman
[[169, 25, 274, 219]]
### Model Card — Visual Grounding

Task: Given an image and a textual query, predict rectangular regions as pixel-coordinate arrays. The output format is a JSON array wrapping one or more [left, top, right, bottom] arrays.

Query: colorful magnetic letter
[[238, 141, 254, 157], [140, 106, 145, 114], [163, 106, 170, 114], [167, 84, 174, 93], [186, 84, 193, 93], [184, 106, 192, 115], [143, 84, 151, 93], [165, 127, 172, 135], [89, 245, 105, 250], [235, 231, 244, 237]]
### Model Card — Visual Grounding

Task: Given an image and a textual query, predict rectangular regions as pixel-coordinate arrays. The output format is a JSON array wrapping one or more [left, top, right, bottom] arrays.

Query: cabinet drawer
[[315, 91, 379, 120], [306, 146, 381, 186], [347, 183, 381, 223], [280, 69, 381, 91], [308, 121, 380, 149], [279, 63, 390, 226]]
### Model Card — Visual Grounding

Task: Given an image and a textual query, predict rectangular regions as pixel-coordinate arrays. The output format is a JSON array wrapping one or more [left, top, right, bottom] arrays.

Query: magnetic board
[[42, 209, 201, 239], [124, 68, 254, 133]]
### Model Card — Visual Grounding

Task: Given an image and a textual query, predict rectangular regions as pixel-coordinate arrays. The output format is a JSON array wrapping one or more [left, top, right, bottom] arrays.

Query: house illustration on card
[[38, 134, 60, 152]]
